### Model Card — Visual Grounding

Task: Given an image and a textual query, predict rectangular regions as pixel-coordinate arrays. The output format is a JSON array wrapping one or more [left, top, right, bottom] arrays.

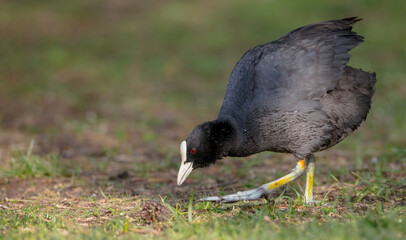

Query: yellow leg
[[263, 159, 306, 190], [305, 155, 316, 205], [200, 159, 307, 203]]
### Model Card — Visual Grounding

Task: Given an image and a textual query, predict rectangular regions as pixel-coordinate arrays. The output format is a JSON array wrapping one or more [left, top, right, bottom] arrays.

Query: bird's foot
[[199, 187, 267, 203], [304, 199, 320, 206]]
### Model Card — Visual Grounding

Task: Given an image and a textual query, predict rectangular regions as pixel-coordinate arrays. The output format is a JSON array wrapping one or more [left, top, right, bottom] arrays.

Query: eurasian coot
[[177, 17, 376, 204]]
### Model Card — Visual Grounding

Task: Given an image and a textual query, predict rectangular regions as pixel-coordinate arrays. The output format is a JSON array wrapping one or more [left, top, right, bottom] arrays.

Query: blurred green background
[[1, 0, 406, 238], [0, 0, 405, 181]]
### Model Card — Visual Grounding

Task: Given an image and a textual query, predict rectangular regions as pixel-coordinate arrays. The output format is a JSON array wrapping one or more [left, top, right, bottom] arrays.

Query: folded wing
[[219, 17, 364, 118]]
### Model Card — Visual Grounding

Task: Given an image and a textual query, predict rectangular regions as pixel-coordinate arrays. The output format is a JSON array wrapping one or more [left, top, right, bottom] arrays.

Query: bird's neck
[[215, 117, 262, 157], [208, 119, 238, 158]]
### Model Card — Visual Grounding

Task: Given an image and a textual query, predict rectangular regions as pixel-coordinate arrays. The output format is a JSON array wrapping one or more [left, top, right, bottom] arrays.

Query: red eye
[[190, 149, 196, 154]]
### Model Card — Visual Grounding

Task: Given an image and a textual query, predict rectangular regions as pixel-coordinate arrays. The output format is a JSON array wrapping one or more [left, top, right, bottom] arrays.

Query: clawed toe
[[199, 187, 267, 203], [198, 196, 221, 202], [304, 199, 320, 206]]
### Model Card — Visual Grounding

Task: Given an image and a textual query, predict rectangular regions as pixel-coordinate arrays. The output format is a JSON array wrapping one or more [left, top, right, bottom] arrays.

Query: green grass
[[1, 0, 406, 239], [1, 199, 405, 240], [0, 140, 77, 179], [170, 209, 405, 240]]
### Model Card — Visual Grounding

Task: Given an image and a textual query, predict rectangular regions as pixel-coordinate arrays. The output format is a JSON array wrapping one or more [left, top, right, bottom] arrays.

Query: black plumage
[[177, 17, 376, 202]]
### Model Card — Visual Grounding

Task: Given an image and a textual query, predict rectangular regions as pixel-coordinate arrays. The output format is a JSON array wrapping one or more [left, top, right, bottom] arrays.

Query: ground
[[0, 0, 406, 239]]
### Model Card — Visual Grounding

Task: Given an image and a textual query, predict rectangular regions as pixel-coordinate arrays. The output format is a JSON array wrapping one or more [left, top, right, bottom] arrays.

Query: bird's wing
[[255, 17, 364, 99], [219, 18, 363, 118]]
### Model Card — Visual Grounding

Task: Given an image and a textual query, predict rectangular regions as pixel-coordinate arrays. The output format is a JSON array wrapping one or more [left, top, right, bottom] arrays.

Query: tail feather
[[320, 66, 376, 146]]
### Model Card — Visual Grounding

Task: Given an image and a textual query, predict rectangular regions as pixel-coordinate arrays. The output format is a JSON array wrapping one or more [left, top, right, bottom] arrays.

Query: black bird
[[177, 17, 376, 204]]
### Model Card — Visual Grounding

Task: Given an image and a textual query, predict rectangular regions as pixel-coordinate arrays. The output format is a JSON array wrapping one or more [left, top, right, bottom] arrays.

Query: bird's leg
[[304, 154, 317, 205], [199, 159, 307, 203]]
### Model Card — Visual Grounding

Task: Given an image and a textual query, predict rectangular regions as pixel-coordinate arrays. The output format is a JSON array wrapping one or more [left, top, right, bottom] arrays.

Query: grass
[[1, 146, 404, 239], [1, 196, 405, 239], [1, 0, 406, 239], [0, 140, 78, 179], [164, 207, 406, 240]]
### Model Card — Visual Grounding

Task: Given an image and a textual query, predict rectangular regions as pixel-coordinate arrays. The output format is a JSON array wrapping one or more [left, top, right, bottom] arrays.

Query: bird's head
[[177, 120, 235, 185]]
